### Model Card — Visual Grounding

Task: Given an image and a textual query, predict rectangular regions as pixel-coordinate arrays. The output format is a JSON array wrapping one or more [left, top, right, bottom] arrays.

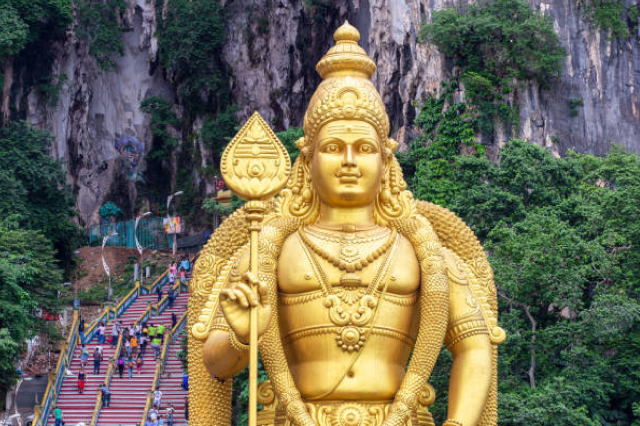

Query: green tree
[[99, 201, 123, 219], [200, 105, 239, 162], [402, 92, 640, 422], [276, 127, 304, 162], [0, 221, 65, 398], [0, 121, 80, 272]]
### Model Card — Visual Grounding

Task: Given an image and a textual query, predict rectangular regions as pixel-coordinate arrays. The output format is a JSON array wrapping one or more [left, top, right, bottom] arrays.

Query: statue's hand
[[220, 272, 272, 343]]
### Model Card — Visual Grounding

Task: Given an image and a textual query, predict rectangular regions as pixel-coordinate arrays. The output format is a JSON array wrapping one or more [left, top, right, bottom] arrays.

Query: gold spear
[[220, 112, 291, 426]]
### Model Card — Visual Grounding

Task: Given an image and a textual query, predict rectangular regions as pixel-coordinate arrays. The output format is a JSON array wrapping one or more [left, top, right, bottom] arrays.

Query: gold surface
[[188, 20, 504, 426], [220, 112, 291, 200]]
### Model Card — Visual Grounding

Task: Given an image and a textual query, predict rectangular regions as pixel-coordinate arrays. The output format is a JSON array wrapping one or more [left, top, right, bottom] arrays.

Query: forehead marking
[[326, 123, 372, 135]]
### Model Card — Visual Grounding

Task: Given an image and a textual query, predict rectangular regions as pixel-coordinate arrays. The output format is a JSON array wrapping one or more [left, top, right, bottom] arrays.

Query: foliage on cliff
[[75, 0, 126, 71], [579, 0, 639, 39], [0, 0, 72, 122], [421, 0, 566, 136], [402, 99, 640, 424], [157, 0, 230, 116], [138, 0, 237, 224]]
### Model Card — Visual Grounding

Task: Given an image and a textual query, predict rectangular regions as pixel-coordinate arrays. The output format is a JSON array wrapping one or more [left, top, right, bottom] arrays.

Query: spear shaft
[[246, 201, 266, 426]]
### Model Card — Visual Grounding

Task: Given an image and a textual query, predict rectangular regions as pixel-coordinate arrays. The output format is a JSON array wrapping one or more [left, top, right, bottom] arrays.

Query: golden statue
[[188, 21, 506, 426]]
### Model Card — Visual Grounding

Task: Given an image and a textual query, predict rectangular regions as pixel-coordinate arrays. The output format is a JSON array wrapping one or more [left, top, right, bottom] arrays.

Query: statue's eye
[[359, 144, 375, 154], [323, 143, 341, 154]]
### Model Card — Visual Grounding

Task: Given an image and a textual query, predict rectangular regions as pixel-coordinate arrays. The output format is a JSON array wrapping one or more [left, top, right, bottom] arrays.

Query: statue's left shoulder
[[413, 200, 506, 347]]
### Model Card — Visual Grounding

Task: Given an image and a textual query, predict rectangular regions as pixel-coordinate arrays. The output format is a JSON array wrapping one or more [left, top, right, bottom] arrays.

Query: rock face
[[223, 0, 640, 156], [14, 0, 640, 223], [23, 0, 173, 225]]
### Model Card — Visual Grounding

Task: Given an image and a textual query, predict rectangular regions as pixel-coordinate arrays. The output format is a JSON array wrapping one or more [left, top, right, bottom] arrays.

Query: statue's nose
[[342, 145, 356, 167]]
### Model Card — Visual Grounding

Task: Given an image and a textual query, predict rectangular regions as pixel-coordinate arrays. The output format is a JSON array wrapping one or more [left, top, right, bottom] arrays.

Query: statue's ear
[[301, 153, 312, 181]]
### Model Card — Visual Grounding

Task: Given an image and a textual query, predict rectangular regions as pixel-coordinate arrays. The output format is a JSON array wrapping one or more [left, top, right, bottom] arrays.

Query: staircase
[[48, 290, 190, 426], [155, 334, 189, 426]]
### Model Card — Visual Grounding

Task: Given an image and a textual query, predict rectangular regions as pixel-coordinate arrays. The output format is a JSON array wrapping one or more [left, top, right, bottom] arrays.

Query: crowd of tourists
[[51, 258, 191, 426], [74, 318, 172, 399]]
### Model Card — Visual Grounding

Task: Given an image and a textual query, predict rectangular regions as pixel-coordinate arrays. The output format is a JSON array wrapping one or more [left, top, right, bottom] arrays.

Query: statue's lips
[[336, 170, 361, 184], [338, 175, 360, 184]]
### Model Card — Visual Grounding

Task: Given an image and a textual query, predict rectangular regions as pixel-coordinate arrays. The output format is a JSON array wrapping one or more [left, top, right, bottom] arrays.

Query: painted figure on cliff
[[188, 22, 505, 426]]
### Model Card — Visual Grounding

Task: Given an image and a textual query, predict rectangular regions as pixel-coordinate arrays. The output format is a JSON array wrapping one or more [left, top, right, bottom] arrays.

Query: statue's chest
[[277, 229, 420, 296]]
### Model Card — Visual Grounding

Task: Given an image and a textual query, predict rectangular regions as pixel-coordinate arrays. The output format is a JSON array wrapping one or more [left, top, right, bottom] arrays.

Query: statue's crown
[[302, 21, 394, 153], [315, 21, 377, 79]]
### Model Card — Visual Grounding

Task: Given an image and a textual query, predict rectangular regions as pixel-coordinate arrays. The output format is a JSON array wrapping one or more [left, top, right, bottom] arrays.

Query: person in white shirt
[[153, 387, 162, 408]]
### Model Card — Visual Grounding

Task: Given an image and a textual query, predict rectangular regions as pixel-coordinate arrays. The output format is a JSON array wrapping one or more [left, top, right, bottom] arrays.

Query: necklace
[[299, 227, 397, 274], [297, 231, 400, 352], [312, 223, 379, 232], [304, 225, 389, 244]]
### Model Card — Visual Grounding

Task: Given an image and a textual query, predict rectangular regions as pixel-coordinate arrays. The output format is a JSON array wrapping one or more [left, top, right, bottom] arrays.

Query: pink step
[[47, 288, 189, 426]]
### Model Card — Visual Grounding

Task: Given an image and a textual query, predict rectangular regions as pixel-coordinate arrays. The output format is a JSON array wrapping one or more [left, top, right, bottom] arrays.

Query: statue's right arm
[[202, 248, 251, 379]]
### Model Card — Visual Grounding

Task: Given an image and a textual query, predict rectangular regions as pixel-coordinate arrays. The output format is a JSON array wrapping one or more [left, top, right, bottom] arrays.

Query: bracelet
[[443, 420, 463, 426], [384, 402, 412, 426], [228, 331, 250, 352]]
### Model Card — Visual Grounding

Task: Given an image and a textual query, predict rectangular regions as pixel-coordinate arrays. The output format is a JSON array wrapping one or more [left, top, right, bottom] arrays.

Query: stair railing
[[154, 279, 181, 316], [142, 268, 170, 295], [143, 254, 196, 297], [84, 305, 112, 343], [114, 281, 141, 320], [172, 312, 187, 336], [139, 313, 188, 426], [89, 331, 125, 426], [139, 327, 173, 426], [32, 272, 155, 426], [136, 304, 152, 327], [32, 311, 79, 426]]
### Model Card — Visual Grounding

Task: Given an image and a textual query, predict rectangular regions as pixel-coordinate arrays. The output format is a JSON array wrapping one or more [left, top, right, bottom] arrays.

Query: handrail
[[32, 311, 79, 426], [136, 305, 152, 327], [33, 275, 143, 426], [154, 279, 182, 317], [139, 329, 173, 425], [143, 268, 169, 295], [114, 281, 141, 319], [89, 332, 125, 426], [143, 254, 196, 296], [140, 310, 187, 426], [85, 306, 111, 343], [32, 269, 190, 426], [171, 312, 187, 336]]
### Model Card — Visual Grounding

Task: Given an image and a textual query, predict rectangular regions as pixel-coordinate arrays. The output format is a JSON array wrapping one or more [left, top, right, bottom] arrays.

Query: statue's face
[[310, 120, 383, 208]]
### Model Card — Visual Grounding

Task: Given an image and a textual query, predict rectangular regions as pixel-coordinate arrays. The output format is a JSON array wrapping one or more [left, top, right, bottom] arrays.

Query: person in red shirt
[[78, 368, 86, 393]]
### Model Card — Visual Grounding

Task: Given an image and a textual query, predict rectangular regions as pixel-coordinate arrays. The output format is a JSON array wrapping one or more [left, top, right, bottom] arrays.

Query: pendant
[[340, 245, 360, 263], [336, 326, 366, 352]]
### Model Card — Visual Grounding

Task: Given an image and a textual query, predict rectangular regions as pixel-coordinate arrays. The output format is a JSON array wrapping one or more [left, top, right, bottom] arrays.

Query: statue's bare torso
[[277, 227, 420, 401]]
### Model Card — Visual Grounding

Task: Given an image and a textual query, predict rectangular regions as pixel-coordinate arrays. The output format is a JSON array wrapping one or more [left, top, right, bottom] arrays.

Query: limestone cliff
[[223, 0, 640, 156], [12, 0, 640, 223]]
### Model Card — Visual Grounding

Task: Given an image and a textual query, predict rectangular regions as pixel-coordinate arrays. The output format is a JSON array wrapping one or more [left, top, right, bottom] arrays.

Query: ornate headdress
[[279, 21, 413, 224], [299, 22, 397, 156]]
